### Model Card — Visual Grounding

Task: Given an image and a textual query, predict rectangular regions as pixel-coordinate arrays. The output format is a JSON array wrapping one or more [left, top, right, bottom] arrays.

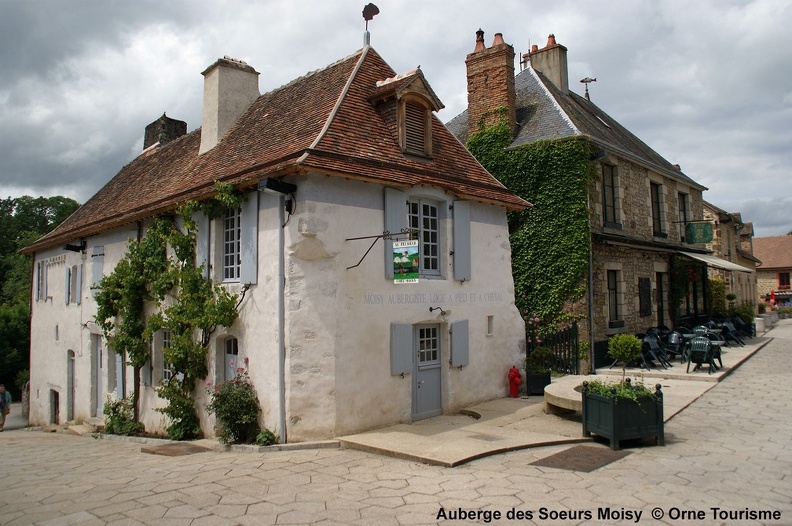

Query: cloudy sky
[[2, 0, 791, 236]]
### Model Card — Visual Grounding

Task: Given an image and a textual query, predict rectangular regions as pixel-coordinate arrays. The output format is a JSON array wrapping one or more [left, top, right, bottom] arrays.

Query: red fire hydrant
[[508, 366, 522, 398]]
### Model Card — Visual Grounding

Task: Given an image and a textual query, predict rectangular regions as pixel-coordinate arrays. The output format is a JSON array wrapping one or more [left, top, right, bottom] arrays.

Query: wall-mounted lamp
[[258, 178, 297, 195], [63, 240, 87, 253], [429, 306, 447, 316]]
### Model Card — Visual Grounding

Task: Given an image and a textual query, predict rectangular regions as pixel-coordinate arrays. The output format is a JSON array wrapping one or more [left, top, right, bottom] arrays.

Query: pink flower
[[243, 357, 249, 365]]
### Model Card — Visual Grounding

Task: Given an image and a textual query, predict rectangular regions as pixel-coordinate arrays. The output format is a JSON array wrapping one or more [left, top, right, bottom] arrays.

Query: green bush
[[526, 346, 554, 373], [156, 379, 202, 440], [607, 334, 643, 383], [103, 395, 144, 436], [709, 278, 727, 315], [207, 369, 261, 444], [732, 301, 756, 325], [584, 377, 657, 404], [256, 428, 278, 446]]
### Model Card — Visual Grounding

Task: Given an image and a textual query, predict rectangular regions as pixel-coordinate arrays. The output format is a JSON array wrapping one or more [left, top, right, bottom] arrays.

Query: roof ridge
[[264, 48, 365, 96]]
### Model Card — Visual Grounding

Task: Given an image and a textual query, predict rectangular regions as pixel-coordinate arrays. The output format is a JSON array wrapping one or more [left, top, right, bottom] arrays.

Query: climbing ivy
[[466, 114, 597, 329], [95, 182, 244, 439]]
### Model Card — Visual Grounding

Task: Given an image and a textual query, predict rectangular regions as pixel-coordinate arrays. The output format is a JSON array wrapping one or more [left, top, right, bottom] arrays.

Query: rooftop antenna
[[363, 3, 379, 46], [580, 77, 596, 101]]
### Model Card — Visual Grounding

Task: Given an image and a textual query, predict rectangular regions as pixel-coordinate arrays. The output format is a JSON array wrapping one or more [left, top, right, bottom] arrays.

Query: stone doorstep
[[83, 417, 105, 432], [67, 424, 95, 436]]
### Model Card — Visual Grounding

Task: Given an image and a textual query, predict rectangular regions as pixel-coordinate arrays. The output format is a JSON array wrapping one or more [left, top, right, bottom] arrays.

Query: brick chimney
[[465, 29, 516, 137], [528, 34, 569, 93], [199, 56, 260, 155], [143, 113, 187, 150]]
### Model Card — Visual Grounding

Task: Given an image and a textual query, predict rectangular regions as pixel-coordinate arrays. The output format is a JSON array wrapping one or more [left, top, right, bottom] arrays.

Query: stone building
[[447, 31, 742, 367], [22, 43, 528, 440], [753, 235, 792, 307], [702, 201, 759, 305]]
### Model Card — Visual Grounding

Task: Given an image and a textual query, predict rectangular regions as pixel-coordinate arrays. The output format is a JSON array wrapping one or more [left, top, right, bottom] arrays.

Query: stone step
[[67, 424, 94, 436], [83, 417, 105, 433]]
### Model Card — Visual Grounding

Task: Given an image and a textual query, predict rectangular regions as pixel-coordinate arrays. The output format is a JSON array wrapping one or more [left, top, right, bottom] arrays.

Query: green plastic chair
[[687, 336, 716, 374]]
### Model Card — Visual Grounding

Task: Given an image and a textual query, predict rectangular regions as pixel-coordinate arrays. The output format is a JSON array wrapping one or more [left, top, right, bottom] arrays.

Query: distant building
[[753, 235, 792, 307]]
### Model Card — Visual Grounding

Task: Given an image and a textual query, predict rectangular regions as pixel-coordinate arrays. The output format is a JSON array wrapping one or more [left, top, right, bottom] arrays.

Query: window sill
[[603, 221, 622, 230], [653, 232, 668, 239]]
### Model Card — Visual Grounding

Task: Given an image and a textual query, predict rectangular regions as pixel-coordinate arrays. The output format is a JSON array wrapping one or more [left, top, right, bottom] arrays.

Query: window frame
[[650, 182, 667, 238], [162, 330, 174, 383], [779, 272, 790, 289], [678, 192, 690, 243], [607, 269, 624, 328], [408, 198, 441, 277], [224, 337, 240, 381], [602, 164, 621, 229], [222, 206, 242, 282]]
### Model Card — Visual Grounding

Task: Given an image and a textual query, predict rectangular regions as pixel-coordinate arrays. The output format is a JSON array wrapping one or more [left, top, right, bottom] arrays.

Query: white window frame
[[162, 330, 174, 382], [224, 337, 240, 381], [222, 207, 242, 282], [650, 181, 667, 238], [409, 198, 441, 277]]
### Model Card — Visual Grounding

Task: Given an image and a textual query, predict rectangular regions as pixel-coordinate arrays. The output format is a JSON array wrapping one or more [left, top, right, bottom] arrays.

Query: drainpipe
[[277, 197, 287, 443], [587, 201, 596, 374]]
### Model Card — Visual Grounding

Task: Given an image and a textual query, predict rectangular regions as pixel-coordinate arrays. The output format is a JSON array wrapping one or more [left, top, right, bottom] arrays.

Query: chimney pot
[[546, 34, 557, 47], [143, 112, 187, 150], [492, 33, 505, 46], [531, 44, 539, 53], [474, 28, 486, 52]]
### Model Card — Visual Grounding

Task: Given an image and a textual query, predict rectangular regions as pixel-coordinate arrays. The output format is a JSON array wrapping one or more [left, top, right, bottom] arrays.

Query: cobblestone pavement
[[1, 323, 790, 526]]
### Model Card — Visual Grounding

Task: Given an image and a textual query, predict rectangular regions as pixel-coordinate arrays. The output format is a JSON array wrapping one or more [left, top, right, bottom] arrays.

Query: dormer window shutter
[[404, 101, 426, 155]]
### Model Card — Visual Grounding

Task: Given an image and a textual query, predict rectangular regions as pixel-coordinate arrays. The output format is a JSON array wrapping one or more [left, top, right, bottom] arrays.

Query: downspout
[[277, 197, 287, 443], [587, 203, 595, 374]]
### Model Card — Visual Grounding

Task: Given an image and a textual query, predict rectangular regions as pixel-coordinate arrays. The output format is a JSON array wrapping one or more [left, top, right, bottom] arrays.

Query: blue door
[[413, 324, 442, 420]]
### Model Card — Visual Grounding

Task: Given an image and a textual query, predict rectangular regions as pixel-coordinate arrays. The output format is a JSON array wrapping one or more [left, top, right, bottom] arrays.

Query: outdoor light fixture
[[429, 306, 446, 315], [63, 240, 87, 253], [257, 178, 297, 195]]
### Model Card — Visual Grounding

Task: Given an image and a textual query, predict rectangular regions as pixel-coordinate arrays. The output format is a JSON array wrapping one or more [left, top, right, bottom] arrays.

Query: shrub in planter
[[582, 378, 664, 451], [206, 369, 261, 444], [607, 333, 643, 382], [525, 346, 553, 395]]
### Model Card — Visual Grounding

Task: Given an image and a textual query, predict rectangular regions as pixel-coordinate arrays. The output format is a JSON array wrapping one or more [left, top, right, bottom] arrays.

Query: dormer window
[[401, 97, 432, 157]]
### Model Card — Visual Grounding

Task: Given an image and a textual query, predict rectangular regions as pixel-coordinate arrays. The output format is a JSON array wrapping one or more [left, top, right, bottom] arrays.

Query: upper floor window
[[401, 99, 431, 157], [222, 207, 242, 281], [36, 261, 48, 301], [409, 199, 440, 276], [650, 182, 667, 238], [779, 272, 790, 290], [678, 192, 690, 242], [602, 164, 620, 228]]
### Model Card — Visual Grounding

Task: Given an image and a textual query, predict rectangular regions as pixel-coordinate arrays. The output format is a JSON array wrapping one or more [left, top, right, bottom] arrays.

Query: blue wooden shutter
[[450, 319, 470, 367], [453, 201, 472, 281], [390, 323, 413, 375], [240, 191, 259, 285], [193, 212, 210, 278], [64, 267, 71, 304], [35, 262, 41, 302], [76, 264, 82, 305], [384, 188, 408, 278]]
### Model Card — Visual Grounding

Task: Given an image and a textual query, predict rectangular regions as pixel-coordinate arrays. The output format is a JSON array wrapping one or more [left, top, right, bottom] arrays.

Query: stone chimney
[[528, 34, 569, 93], [199, 56, 260, 155], [465, 29, 516, 138], [143, 113, 187, 150]]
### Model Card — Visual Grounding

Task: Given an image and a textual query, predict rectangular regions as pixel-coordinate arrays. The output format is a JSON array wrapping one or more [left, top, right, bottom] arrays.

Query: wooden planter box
[[526, 371, 551, 395], [582, 382, 664, 451]]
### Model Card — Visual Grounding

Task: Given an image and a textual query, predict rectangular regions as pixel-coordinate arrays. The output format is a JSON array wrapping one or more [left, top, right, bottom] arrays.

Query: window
[[409, 199, 440, 276], [650, 182, 666, 237], [602, 165, 620, 228], [417, 326, 439, 363], [162, 330, 174, 382], [779, 272, 790, 290], [638, 277, 651, 317], [224, 337, 239, 381], [608, 270, 624, 328], [678, 193, 690, 242], [222, 207, 241, 281], [36, 261, 48, 301], [401, 99, 431, 157]]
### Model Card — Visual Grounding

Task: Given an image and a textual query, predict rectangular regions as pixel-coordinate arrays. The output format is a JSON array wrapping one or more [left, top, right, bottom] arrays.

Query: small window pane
[[223, 208, 241, 281]]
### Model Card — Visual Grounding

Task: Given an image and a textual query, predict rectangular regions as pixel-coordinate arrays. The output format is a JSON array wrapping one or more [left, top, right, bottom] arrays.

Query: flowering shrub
[[206, 369, 261, 444], [103, 395, 144, 436]]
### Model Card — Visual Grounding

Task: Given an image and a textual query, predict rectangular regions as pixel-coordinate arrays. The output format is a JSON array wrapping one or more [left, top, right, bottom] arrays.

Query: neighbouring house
[[447, 31, 742, 367], [22, 42, 528, 441], [702, 201, 759, 305], [752, 236, 792, 307]]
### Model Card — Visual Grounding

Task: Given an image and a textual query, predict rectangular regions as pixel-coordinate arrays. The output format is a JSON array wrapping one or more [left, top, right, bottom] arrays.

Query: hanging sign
[[685, 222, 714, 244], [393, 240, 419, 284]]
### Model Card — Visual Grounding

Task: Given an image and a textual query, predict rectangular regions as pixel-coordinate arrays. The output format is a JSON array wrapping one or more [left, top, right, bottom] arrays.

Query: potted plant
[[581, 334, 664, 450], [525, 346, 553, 395]]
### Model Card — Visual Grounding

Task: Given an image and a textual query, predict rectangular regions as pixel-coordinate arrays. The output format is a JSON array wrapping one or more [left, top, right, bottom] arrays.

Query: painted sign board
[[393, 240, 419, 284]]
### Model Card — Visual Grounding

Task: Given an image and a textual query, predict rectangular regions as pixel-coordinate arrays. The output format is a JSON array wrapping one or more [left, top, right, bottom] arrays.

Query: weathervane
[[363, 3, 379, 45], [580, 77, 596, 101]]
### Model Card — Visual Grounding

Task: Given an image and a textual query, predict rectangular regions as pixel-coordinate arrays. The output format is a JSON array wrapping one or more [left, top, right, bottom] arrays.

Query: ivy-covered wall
[[466, 116, 596, 329]]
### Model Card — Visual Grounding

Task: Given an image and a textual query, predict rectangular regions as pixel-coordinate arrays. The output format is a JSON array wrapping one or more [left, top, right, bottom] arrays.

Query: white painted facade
[[29, 172, 525, 441]]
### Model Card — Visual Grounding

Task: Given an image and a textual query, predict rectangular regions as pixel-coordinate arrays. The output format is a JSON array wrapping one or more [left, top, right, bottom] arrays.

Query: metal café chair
[[642, 334, 671, 369]]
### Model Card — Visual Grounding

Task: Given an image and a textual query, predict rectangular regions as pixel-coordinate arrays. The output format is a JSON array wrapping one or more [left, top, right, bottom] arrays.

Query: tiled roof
[[753, 236, 792, 269], [447, 67, 707, 191], [24, 47, 526, 254]]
